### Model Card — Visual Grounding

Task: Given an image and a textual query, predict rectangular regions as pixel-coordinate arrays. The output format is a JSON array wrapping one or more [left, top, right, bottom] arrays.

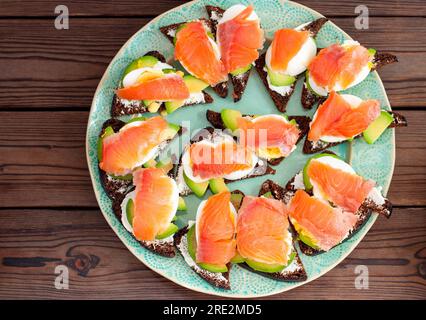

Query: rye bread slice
[[174, 226, 231, 289], [173, 189, 243, 289], [260, 167, 393, 256], [111, 51, 213, 117], [301, 50, 398, 109], [110, 192, 176, 258], [230, 70, 251, 102], [159, 19, 229, 99], [97, 119, 178, 257], [234, 185, 307, 281], [302, 18, 328, 37], [205, 5, 225, 36], [303, 111, 408, 154], [255, 52, 296, 112], [173, 127, 276, 196], [206, 109, 311, 165], [255, 18, 328, 112]]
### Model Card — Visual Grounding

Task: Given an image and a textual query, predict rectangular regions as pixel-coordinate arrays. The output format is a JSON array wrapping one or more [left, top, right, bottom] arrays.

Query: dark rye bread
[[173, 189, 243, 290], [111, 50, 213, 117], [206, 109, 311, 166], [255, 18, 328, 112], [303, 111, 408, 154], [97, 119, 180, 257], [110, 192, 176, 258], [230, 70, 251, 102], [98, 119, 134, 202], [174, 227, 231, 289], [303, 17, 328, 37], [205, 4, 252, 101], [159, 19, 229, 99], [260, 166, 393, 256], [172, 127, 276, 196], [234, 184, 307, 281], [301, 51, 398, 109], [255, 52, 296, 112], [205, 5, 225, 35]]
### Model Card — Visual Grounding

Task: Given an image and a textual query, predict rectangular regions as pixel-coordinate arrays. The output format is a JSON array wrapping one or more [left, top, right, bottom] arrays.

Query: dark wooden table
[[0, 0, 425, 300]]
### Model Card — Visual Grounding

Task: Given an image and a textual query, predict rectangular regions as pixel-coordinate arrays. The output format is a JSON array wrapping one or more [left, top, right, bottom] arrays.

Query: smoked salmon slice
[[116, 73, 190, 101], [308, 92, 380, 141], [237, 115, 300, 157], [175, 21, 228, 86], [270, 29, 310, 72], [308, 43, 371, 90], [307, 159, 375, 213], [100, 116, 169, 176], [132, 168, 178, 241], [189, 140, 253, 180], [237, 196, 290, 265], [288, 190, 358, 251], [217, 5, 264, 73], [196, 191, 236, 265]]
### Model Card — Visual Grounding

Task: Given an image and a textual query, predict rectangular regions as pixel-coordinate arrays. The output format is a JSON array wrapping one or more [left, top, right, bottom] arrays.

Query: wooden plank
[[0, 110, 422, 207], [0, 17, 424, 109], [0, 0, 424, 17], [0, 207, 424, 299]]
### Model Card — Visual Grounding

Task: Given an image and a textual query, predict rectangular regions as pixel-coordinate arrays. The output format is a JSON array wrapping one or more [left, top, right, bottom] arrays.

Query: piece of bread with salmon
[[206, 109, 311, 166], [111, 51, 213, 117], [259, 151, 393, 256], [255, 18, 328, 112]]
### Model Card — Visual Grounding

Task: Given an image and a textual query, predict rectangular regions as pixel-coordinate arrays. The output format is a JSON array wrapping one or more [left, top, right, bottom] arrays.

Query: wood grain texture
[[0, 17, 424, 109], [1, 0, 425, 17], [0, 207, 424, 299], [0, 110, 421, 207]]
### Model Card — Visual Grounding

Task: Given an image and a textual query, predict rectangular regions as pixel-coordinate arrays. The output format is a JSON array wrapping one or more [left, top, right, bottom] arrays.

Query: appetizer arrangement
[[89, 1, 408, 296]]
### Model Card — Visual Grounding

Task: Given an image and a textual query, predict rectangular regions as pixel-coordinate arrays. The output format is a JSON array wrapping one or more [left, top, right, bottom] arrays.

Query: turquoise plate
[[86, 0, 395, 297]]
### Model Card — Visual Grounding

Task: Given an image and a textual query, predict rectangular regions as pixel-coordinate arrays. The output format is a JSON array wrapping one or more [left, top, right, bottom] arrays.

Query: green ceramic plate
[[86, 0, 395, 297]]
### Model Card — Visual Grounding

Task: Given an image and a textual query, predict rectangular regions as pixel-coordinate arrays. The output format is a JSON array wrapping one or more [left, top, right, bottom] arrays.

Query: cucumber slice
[[230, 252, 245, 264], [230, 192, 244, 211], [165, 100, 185, 114], [183, 75, 209, 93], [109, 173, 133, 181], [143, 158, 157, 168], [126, 116, 146, 124], [162, 123, 180, 140], [126, 198, 135, 227], [177, 197, 187, 211], [122, 56, 159, 80], [143, 100, 161, 113], [261, 191, 273, 199], [292, 219, 321, 250], [156, 158, 174, 174], [97, 126, 115, 161], [209, 178, 228, 194], [245, 259, 286, 273], [230, 64, 252, 76], [220, 109, 242, 132], [363, 110, 393, 144], [183, 172, 209, 197], [267, 67, 296, 86], [156, 223, 179, 239]]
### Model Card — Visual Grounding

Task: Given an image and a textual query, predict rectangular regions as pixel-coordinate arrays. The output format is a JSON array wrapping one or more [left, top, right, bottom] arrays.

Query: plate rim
[[85, 0, 395, 298]]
